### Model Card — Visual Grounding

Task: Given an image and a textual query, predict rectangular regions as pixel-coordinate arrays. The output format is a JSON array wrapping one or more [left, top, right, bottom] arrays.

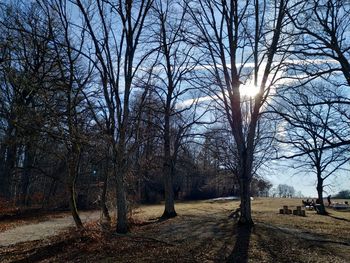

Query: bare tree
[[42, 0, 96, 228], [188, 0, 291, 225], [73, 0, 153, 233], [1, 0, 96, 227], [287, 0, 350, 86], [277, 184, 295, 198], [0, 2, 59, 203], [272, 84, 350, 214], [150, 0, 204, 218], [285, 0, 350, 152]]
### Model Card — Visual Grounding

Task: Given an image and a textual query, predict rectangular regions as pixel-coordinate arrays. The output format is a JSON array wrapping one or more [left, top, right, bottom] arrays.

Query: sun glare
[[239, 84, 260, 97]]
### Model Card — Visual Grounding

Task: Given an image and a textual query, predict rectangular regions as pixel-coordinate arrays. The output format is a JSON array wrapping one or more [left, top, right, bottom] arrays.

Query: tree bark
[[67, 182, 83, 229], [161, 105, 177, 218], [43, 178, 57, 209], [238, 176, 254, 226], [0, 142, 16, 199], [100, 160, 111, 221], [316, 177, 327, 215], [0, 143, 10, 199], [162, 160, 177, 218], [20, 143, 34, 206], [115, 166, 128, 233], [67, 156, 83, 229]]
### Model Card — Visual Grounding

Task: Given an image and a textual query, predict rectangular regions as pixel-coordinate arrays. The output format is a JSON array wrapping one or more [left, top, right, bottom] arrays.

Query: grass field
[[1, 198, 349, 262]]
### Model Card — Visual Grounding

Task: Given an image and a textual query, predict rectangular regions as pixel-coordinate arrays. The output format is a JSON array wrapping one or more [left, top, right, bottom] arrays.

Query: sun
[[239, 84, 260, 97]]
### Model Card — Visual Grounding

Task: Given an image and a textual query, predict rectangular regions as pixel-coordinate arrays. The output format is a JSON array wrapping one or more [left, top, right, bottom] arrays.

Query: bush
[[183, 185, 217, 200]]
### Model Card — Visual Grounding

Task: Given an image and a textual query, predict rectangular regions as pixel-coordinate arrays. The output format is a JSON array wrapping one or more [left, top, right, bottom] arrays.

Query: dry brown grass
[[1, 198, 349, 263], [251, 198, 350, 241]]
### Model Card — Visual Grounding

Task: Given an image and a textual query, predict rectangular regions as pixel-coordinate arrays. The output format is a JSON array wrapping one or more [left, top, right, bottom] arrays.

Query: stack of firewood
[[279, 205, 306, 216], [292, 206, 306, 216], [279, 205, 292, 214]]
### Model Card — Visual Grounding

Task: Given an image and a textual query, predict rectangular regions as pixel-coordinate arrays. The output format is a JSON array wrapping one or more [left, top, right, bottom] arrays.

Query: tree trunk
[[20, 143, 34, 206], [234, 136, 255, 226], [0, 143, 16, 199], [162, 161, 177, 218], [115, 166, 128, 233], [316, 178, 327, 215], [161, 98, 177, 219], [67, 159, 83, 229], [67, 182, 83, 229], [101, 162, 111, 221], [238, 174, 254, 226], [0, 143, 9, 199], [43, 178, 57, 209]]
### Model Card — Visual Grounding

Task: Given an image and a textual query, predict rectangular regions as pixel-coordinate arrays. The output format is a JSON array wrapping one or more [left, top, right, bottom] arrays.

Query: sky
[[265, 162, 350, 198], [186, 63, 350, 198], [178, 68, 350, 198]]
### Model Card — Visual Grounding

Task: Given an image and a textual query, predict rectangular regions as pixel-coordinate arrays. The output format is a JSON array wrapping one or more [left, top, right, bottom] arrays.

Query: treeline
[[0, 0, 265, 217], [334, 190, 350, 199], [0, 0, 275, 232]]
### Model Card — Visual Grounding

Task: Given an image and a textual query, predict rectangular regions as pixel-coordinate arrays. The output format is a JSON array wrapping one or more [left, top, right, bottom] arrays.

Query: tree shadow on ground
[[137, 211, 240, 261], [328, 214, 350, 223], [146, 213, 229, 242], [136, 216, 168, 226], [226, 225, 252, 263]]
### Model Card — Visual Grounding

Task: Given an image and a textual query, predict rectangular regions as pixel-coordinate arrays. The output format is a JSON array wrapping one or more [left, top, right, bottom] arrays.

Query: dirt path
[[0, 211, 100, 247]]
